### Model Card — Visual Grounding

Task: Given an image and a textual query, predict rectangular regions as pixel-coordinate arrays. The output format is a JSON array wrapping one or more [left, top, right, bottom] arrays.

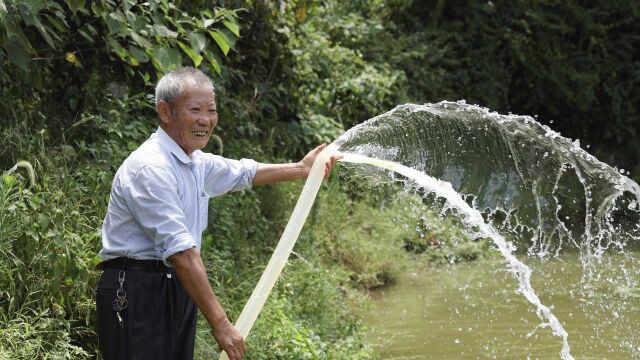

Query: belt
[[97, 257, 174, 272]]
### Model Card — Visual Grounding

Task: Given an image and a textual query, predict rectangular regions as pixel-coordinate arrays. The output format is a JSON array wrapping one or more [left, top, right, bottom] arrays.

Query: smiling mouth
[[192, 131, 209, 137]]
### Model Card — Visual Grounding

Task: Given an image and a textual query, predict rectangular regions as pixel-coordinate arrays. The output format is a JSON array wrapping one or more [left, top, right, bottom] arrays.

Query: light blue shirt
[[99, 127, 258, 266]]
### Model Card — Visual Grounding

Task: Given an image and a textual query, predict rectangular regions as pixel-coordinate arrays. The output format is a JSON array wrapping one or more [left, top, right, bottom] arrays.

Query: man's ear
[[157, 100, 172, 125]]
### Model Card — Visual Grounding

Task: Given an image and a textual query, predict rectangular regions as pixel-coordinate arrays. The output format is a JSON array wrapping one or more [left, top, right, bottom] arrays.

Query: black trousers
[[96, 259, 197, 360]]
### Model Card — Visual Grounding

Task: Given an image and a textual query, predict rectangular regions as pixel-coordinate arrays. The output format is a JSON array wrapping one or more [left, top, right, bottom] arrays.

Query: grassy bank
[[0, 112, 492, 358]]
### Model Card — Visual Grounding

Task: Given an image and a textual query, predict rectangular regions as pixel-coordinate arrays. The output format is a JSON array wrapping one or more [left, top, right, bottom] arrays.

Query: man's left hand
[[298, 143, 342, 178]]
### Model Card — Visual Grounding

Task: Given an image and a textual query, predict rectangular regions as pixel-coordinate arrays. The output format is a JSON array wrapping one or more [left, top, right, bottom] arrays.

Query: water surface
[[364, 252, 639, 359]]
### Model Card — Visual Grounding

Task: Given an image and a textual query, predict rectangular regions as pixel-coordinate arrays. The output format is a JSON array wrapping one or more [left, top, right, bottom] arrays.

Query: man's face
[[160, 84, 218, 156]]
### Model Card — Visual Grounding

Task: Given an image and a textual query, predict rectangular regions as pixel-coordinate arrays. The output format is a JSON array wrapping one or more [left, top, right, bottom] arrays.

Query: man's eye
[[190, 108, 200, 112], [209, 109, 217, 113]]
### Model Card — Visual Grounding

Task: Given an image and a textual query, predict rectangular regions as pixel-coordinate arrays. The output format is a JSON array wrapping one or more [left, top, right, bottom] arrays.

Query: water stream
[[338, 153, 573, 359], [332, 101, 640, 358]]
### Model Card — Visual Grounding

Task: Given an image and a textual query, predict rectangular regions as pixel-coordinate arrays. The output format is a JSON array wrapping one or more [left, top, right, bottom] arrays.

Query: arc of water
[[339, 152, 574, 360], [218, 146, 336, 360], [218, 144, 574, 360]]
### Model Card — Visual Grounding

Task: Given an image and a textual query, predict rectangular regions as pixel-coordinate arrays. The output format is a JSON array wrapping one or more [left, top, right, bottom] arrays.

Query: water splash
[[339, 153, 573, 359], [334, 101, 640, 263], [333, 101, 640, 358]]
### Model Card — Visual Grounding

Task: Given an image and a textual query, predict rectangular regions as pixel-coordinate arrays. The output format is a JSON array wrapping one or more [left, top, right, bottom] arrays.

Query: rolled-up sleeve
[[203, 154, 258, 197], [122, 164, 196, 266]]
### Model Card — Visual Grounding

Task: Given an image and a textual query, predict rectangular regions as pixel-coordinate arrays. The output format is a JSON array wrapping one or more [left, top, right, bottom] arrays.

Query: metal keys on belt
[[112, 270, 128, 329]]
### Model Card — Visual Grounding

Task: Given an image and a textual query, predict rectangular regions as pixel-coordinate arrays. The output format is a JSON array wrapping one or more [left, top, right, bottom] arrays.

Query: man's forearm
[[253, 162, 305, 186], [170, 248, 229, 328], [171, 248, 246, 358]]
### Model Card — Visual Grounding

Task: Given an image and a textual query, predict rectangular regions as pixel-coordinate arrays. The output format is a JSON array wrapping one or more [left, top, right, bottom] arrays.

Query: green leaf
[[33, 17, 56, 48], [130, 31, 152, 49], [86, 23, 97, 34], [108, 40, 128, 60], [67, 0, 85, 14], [205, 53, 221, 74], [208, 30, 230, 56], [3, 18, 19, 39], [140, 71, 151, 84], [53, 8, 70, 24], [151, 45, 182, 71], [105, 13, 123, 35], [128, 45, 149, 63], [132, 13, 146, 32], [188, 32, 207, 53], [37, 213, 50, 231], [223, 20, 239, 37], [154, 24, 178, 38], [5, 38, 31, 71], [44, 14, 67, 33], [24, 0, 46, 13], [78, 29, 94, 43], [178, 41, 203, 67], [127, 56, 140, 66]]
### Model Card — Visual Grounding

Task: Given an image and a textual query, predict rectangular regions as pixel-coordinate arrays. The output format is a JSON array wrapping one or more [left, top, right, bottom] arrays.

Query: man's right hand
[[213, 319, 246, 360], [169, 248, 246, 359]]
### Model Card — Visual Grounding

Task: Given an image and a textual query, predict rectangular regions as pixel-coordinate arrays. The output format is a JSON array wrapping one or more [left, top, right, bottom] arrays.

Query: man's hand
[[170, 248, 245, 359], [213, 319, 246, 360], [252, 144, 342, 186], [298, 143, 342, 179]]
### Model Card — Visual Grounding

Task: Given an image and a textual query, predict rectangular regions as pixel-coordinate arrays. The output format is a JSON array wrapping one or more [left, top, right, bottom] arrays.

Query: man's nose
[[197, 116, 212, 126]]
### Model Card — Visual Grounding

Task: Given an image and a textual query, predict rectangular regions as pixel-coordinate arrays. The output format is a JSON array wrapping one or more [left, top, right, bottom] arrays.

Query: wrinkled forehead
[[176, 83, 216, 104], [182, 80, 215, 96], [156, 73, 216, 106]]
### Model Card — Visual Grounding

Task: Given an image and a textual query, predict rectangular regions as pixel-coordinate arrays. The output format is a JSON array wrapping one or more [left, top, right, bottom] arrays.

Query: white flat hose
[[219, 146, 338, 360]]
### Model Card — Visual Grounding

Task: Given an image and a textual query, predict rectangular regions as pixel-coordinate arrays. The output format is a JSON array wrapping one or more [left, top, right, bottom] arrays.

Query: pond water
[[364, 252, 640, 359]]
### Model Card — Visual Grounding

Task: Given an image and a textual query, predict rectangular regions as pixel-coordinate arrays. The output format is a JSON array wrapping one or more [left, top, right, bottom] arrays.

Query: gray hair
[[155, 67, 215, 107]]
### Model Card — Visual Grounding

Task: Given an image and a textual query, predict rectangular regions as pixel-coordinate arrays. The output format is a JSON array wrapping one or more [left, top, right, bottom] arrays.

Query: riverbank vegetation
[[1, 1, 637, 358]]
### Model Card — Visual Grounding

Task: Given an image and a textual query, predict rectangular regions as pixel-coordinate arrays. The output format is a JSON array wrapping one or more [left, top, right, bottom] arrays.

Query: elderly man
[[96, 67, 338, 360]]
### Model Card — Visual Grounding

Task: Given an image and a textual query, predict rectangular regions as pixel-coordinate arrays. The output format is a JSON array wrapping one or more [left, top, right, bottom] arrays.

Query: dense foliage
[[379, 0, 640, 176], [1, 0, 637, 358]]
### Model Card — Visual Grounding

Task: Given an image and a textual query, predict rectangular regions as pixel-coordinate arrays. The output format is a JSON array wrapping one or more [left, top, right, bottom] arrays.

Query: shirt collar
[[155, 126, 192, 164]]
